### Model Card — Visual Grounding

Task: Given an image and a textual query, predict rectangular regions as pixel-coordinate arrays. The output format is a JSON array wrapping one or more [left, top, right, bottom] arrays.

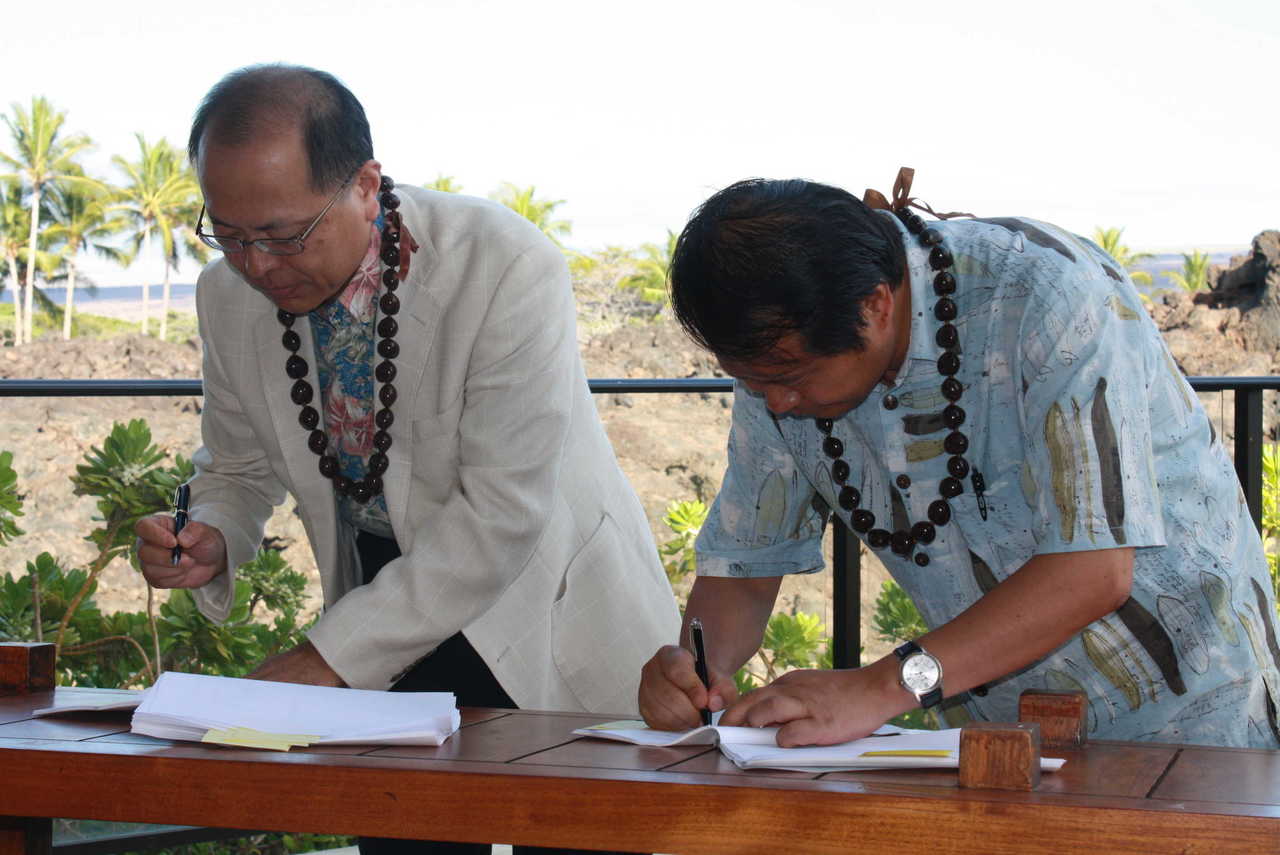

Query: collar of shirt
[[312, 218, 383, 329], [876, 210, 946, 392]]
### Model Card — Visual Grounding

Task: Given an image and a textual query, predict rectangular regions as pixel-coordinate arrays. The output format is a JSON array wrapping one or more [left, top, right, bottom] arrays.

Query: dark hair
[[188, 64, 373, 192], [669, 178, 905, 363]]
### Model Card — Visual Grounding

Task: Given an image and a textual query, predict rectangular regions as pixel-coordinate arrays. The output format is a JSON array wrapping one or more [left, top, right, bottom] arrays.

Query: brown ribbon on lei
[[862, 167, 974, 220]]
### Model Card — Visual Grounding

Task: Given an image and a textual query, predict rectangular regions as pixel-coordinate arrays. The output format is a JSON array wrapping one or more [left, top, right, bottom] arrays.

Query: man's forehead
[[717, 344, 813, 381]]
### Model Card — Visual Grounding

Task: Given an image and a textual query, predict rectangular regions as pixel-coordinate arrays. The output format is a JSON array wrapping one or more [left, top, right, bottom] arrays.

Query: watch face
[[901, 653, 941, 693]]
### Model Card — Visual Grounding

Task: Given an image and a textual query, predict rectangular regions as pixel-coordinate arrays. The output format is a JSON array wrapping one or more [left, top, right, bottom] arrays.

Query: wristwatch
[[893, 640, 943, 709]]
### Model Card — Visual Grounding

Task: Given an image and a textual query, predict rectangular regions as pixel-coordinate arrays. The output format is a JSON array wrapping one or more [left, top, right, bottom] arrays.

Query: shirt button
[[896, 474, 911, 489], [883, 394, 899, 410]]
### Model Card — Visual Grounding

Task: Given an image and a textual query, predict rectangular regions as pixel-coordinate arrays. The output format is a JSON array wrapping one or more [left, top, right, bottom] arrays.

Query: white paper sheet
[[131, 671, 460, 747], [573, 721, 1066, 773]]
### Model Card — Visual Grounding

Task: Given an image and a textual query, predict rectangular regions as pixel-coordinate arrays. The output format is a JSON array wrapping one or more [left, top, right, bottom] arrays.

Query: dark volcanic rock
[[1203, 230, 1280, 353]]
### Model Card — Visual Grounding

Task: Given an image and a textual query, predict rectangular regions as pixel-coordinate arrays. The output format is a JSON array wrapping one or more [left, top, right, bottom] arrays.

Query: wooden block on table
[[0, 643, 56, 695], [959, 721, 1042, 791], [0, 817, 52, 855], [1018, 688, 1088, 748]]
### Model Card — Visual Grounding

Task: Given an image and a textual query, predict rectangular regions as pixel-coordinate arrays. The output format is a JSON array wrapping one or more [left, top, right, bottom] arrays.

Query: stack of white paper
[[132, 672, 460, 749], [573, 720, 1066, 773]]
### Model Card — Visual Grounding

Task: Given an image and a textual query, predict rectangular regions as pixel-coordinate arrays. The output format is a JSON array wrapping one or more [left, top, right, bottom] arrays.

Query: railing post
[[831, 520, 861, 669], [1234, 387, 1264, 533]]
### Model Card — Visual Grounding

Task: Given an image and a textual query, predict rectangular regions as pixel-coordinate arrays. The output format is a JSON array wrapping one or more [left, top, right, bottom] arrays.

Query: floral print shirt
[[696, 212, 1280, 748], [308, 219, 394, 538]]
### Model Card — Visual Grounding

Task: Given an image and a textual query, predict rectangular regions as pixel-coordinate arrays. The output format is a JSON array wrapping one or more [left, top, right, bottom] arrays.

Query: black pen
[[689, 617, 712, 726], [171, 484, 190, 566]]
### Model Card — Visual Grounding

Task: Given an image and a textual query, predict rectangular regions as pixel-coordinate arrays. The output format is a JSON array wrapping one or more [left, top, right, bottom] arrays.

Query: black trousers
[[354, 532, 641, 855]]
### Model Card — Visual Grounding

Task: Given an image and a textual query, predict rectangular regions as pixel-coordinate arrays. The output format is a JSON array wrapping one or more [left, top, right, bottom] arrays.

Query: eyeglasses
[[195, 172, 356, 256]]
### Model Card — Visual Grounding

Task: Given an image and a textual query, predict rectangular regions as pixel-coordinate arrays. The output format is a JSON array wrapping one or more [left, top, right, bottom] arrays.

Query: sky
[[3, 0, 1278, 287]]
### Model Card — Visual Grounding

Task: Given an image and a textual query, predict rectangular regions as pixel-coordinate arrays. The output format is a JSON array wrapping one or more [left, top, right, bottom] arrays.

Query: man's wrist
[[861, 655, 920, 719]]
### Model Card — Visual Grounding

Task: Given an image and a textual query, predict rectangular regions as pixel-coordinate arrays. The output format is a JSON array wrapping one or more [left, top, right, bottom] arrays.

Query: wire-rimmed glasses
[[195, 171, 356, 256]]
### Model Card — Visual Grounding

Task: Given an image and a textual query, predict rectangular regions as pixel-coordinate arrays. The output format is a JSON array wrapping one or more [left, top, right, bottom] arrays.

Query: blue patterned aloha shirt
[[308, 217, 394, 538], [697, 211, 1280, 748]]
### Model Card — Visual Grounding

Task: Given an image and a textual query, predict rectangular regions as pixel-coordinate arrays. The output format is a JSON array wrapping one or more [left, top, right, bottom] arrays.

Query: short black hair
[[669, 178, 905, 363], [188, 64, 373, 192]]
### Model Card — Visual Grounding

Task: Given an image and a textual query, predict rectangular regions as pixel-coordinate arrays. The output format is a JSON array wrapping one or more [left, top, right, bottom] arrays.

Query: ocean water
[[0, 283, 198, 306], [0, 249, 1249, 308]]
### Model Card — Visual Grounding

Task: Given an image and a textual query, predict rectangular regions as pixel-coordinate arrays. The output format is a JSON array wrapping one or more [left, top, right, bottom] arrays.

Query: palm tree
[[492, 182, 571, 246], [45, 185, 130, 339], [620, 229, 678, 305], [1163, 250, 1212, 293], [424, 174, 462, 193], [0, 180, 59, 342], [111, 134, 207, 340], [0, 97, 96, 344], [0, 179, 30, 341], [1093, 227, 1154, 287]]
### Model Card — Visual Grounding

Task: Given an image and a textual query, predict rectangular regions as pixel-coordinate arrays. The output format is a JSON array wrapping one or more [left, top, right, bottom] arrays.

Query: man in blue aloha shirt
[[637, 174, 1280, 749]]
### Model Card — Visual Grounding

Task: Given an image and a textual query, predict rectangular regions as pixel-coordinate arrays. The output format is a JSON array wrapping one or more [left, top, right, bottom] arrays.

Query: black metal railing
[[0, 373, 1272, 855], [2, 375, 1277, 670]]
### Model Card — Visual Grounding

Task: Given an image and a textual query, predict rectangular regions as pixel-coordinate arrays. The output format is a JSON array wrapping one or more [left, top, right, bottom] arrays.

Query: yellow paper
[[202, 726, 319, 751], [860, 749, 953, 758], [583, 720, 648, 731]]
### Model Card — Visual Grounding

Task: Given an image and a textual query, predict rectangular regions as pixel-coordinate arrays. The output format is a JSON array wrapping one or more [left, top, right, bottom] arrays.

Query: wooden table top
[[1, 688, 1278, 854]]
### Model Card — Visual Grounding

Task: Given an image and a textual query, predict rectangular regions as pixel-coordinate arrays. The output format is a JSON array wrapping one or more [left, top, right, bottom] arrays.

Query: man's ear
[[865, 282, 895, 329], [355, 159, 383, 219]]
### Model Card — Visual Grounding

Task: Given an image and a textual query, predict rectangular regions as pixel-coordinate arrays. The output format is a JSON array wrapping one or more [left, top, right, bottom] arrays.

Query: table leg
[[0, 818, 52, 855]]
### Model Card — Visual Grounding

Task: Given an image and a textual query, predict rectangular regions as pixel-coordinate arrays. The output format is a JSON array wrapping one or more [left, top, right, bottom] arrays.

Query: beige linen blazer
[[187, 186, 679, 714]]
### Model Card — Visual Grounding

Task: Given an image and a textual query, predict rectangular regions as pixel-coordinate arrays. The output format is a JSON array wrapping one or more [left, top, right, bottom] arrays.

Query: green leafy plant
[[1262, 443, 1280, 617], [0, 450, 24, 546], [872, 579, 929, 645], [659, 499, 707, 585], [64, 418, 191, 662], [735, 612, 832, 692], [0, 424, 314, 688]]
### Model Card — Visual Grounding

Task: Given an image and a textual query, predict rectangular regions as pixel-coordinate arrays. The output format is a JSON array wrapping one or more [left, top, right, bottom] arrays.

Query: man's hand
[[639, 644, 739, 731], [247, 640, 346, 687], [719, 659, 909, 747], [135, 513, 228, 590]]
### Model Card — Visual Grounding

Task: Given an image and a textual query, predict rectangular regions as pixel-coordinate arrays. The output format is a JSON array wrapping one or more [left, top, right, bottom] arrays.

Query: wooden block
[[0, 816, 51, 855], [959, 721, 1042, 791], [1019, 688, 1088, 748], [0, 643, 56, 695]]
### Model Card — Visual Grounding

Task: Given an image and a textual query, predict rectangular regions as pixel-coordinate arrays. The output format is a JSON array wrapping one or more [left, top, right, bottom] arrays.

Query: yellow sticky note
[[202, 727, 319, 751], [583, 720, 648, 731], [860, 749, 954, 758]]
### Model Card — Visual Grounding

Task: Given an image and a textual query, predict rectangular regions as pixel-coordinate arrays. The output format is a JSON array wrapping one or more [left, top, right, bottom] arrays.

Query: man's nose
[[241, 243, 282, 279]]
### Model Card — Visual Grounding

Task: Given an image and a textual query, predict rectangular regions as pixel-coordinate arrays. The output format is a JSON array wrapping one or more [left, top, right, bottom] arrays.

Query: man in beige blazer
[[135, 63, 678, 738]]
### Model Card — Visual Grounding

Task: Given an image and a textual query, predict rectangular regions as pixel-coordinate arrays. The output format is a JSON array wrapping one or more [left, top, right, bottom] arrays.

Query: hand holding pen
[[690, 617, 712, 726], [171, 484, 190, 566], [133, 486, 229, 592], [637, 618, 740, 731]]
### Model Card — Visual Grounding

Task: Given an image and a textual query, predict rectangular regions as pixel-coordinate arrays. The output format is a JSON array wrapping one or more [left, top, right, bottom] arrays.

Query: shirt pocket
[[550, 512, 652, 714]]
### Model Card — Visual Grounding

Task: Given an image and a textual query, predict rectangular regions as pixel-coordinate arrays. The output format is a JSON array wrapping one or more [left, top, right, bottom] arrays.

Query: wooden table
[[1, 688, 1278, 855]]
